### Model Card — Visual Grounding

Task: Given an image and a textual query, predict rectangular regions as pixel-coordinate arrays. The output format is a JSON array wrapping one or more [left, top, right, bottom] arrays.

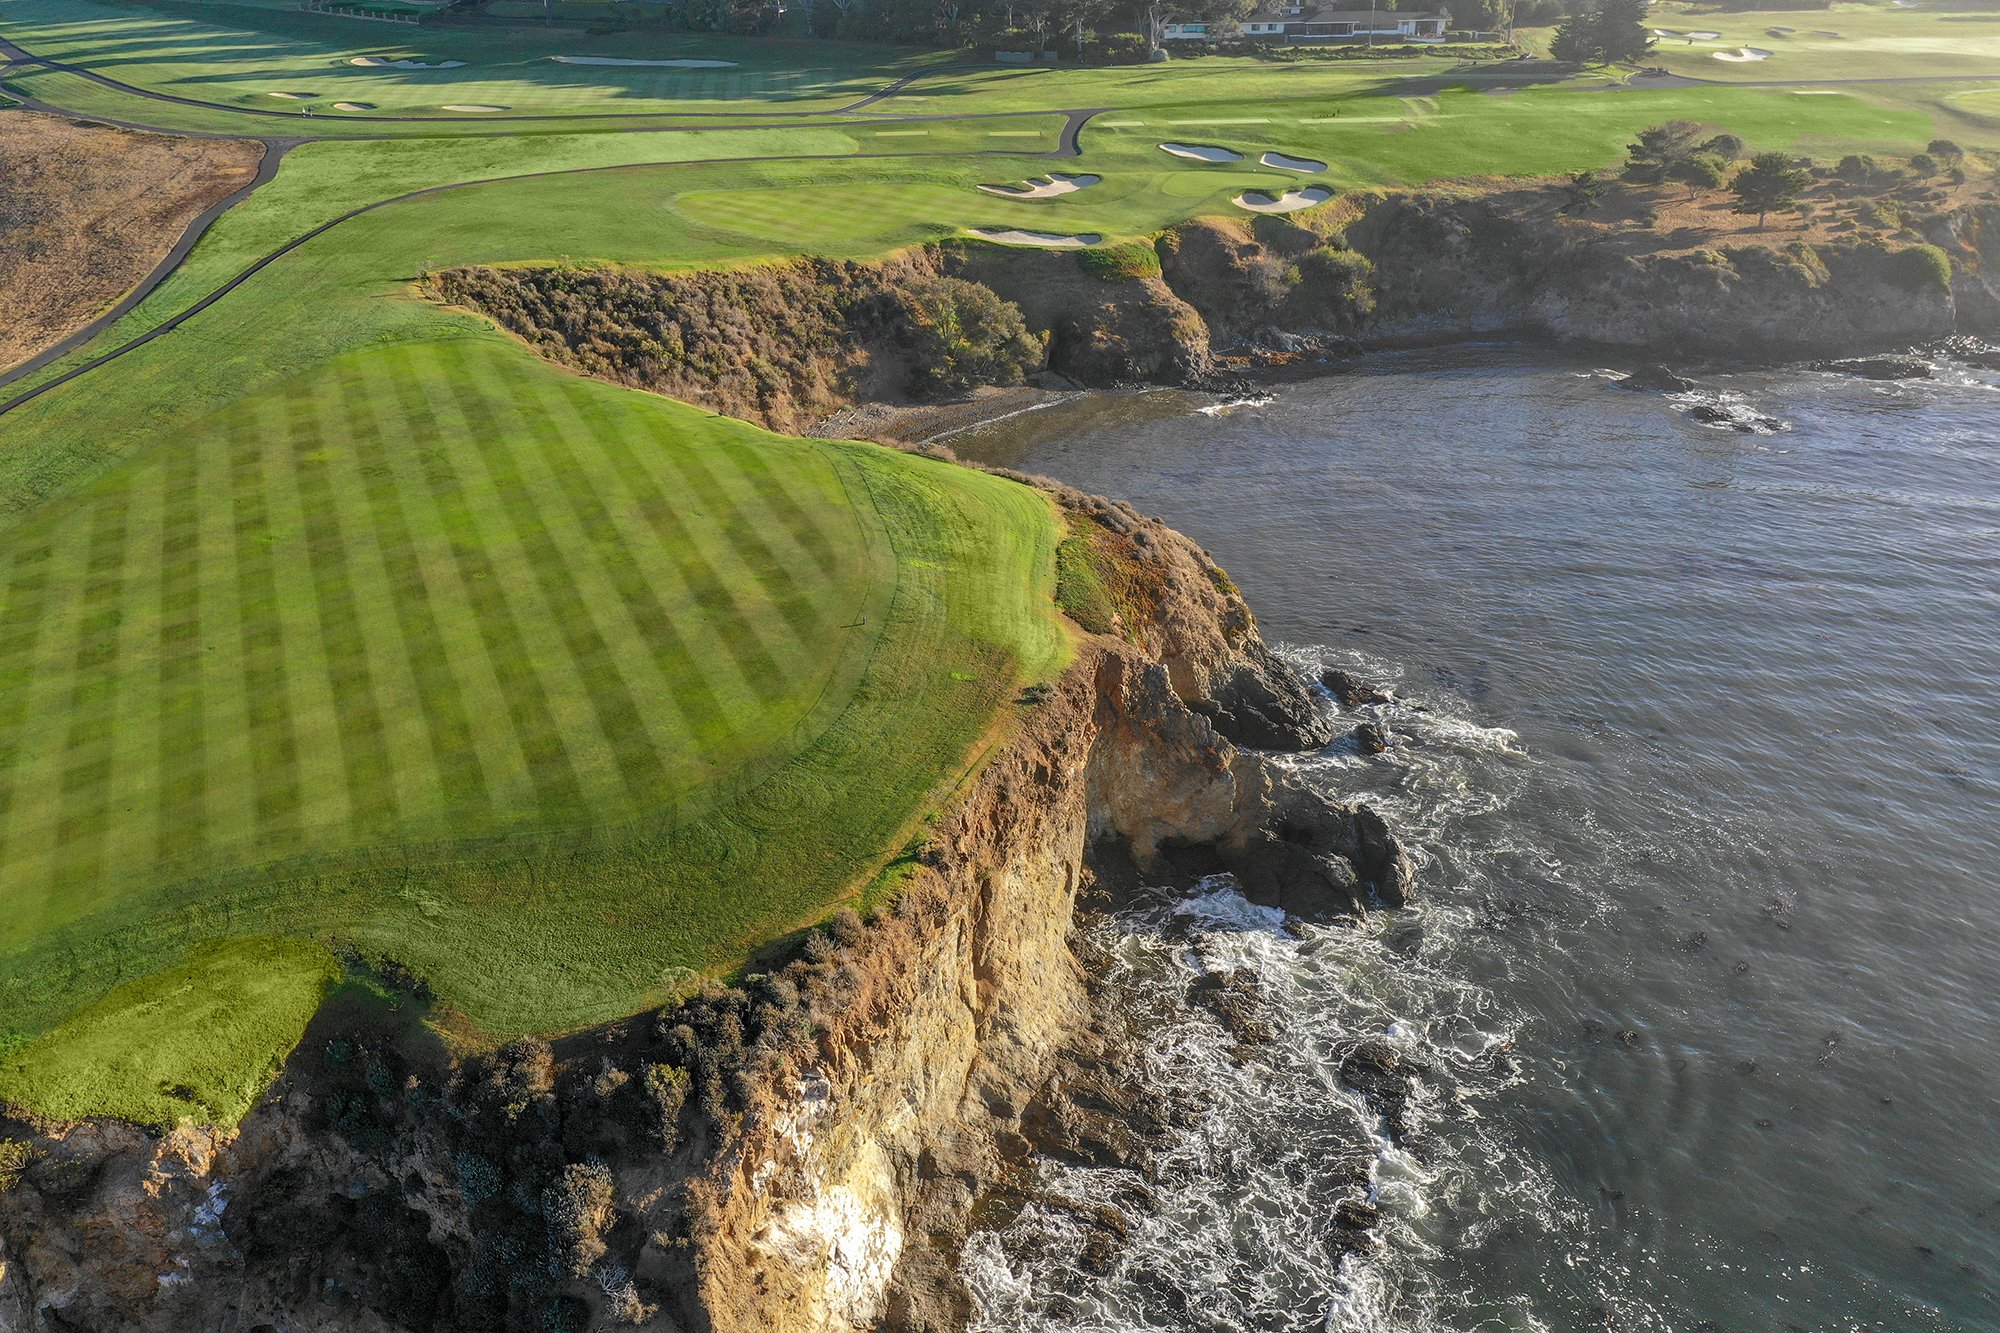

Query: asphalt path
[[0, 107, 1104, 415]]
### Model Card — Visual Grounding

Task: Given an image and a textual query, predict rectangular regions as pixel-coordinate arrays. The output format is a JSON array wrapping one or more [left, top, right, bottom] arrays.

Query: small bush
[[1908, 153, 1938, 177], [1886, 244, 1952, 292], [0, 1139, 31, 1190], [543, 1161, 616, 1278], [1075, 241, 1162, 282], [1927, 138, 1965, 164], [900, 277, 1042, 395], [1295, 245, 1377, 317], [1837, 154, 1880, 185], [640, 1063, 690, 1152]]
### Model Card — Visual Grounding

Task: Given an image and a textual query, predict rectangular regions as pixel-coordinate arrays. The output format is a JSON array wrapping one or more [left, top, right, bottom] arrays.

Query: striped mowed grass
[[0, 333, 1065, 1123]]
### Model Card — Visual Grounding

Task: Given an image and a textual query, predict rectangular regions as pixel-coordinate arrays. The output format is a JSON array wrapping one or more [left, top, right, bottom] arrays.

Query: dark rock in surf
[[1354, 721, 1390, 756], [1617, 363, 1697, 393], [1813, 354, 1933, 381], [1188, 967, 1275, 1048], [1331, 1198, 1383, 1253], [1338, 1041, 1426, 1145], [1320, 667, 1392, 708], [1203, 642, 1336, 752], [1229, 783, 1416, 916]]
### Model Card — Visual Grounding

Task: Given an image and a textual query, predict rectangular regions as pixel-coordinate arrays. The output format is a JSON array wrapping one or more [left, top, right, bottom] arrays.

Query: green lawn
[[1644, 1, 2000, 82], [0, 0, 1963, 1129], [0, 328, 1065, 1121]]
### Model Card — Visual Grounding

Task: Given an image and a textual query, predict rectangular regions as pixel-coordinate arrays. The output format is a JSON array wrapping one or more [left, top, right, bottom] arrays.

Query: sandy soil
[[1160, 143, 1242, 163], [1234, 186, 1334, 213], [349, 56, 464, 68], [808, 384, 1076, 446], [550, 56, 736, 67], [1260, 151, 1326, 174], [0, 110, 262, 371], [967, 227, 1101, 248], [976, 173, 1101, 199]]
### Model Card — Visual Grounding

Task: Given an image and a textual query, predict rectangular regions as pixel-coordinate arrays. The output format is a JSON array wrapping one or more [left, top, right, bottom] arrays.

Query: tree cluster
[[1548, 0, 1652, 64]]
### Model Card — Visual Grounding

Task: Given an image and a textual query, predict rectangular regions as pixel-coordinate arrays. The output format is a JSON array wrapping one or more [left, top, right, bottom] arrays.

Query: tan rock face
[[0, 498, 1400, 1333]]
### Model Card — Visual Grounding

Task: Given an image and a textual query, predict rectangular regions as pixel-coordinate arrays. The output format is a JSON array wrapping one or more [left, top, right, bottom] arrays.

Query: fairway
[[0, 0, 1970, 1128]]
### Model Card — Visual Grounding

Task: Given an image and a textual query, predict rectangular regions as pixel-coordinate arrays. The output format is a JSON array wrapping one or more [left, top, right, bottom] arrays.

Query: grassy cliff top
[[0, 0, 1978, 1126]]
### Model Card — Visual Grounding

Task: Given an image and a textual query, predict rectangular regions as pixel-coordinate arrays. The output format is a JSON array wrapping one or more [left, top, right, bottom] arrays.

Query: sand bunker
[[267, 91, 316, 99], [1768, 25, 1796, 34], [1713, 46, 1773, 61], [550, 55, 737, 67], [967, 227, 1101, 248], [443, 103, 509, 112], [1234, 186, 1333, 214], [331, 101, 376, 111], [1685, 29, 1722, 39], [1260, 151, 1326, 174], [976, 172, 1101, 199], [1160, 142, 1242, 163], [350, 56, 465, 68]]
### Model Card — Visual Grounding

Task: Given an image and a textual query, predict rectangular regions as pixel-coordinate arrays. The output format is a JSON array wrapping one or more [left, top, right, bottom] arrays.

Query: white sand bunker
[[967, 227, 1101, 248], [1768, 25, 1796, 34], [332, 101, 375, 111], [976, 172, 1101, 199], [268, 91, 316, 99], [350, 56, 465, 68], [1685, 29, 1722, 39], [443, 103, 509, 112], [1713, 46, 1773, 61], [550, 55, 737, 67], [1160, 142, 1242, 163], [1261, 151, 1326, 174], [1234, 186, 1333, 214]]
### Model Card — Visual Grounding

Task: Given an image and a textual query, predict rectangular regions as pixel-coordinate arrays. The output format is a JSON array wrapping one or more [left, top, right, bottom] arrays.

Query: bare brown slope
[[0, 110, 261, 371]]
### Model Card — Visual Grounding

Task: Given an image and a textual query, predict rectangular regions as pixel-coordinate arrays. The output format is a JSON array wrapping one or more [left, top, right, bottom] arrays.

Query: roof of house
[[1245, 7, 1444, 21]]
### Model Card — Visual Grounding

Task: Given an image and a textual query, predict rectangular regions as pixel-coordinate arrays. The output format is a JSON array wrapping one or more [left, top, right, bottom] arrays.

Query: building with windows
[[1163, 7, 1448, 42]]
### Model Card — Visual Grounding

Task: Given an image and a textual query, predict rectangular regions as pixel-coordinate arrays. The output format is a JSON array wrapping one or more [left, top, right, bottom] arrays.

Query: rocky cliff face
[[439, 179, 2000, 441], [0, 491, 1405, 1333]]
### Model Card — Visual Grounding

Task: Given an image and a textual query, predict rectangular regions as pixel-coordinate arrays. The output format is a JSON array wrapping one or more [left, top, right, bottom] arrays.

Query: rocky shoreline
[[0, 486, 1412, 1333]]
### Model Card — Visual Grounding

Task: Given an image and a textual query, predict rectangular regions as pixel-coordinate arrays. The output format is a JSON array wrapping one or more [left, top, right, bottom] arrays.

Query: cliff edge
[[0, 488, 1406, 1333]]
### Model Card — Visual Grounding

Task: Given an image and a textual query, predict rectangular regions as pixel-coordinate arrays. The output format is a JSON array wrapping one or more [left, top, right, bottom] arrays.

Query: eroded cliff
[[0, 490, 1406, 1333]]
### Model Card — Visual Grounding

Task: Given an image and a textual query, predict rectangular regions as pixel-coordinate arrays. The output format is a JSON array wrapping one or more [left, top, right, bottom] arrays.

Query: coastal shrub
[[1055, 534, 1120, 636], [1296, 246, 1376, 318], [1699, 133, 1745, 162], [0, 1138, 30, 1189], [1680, 153, 1730, 189], [640, 1063, 690, 1151], [1561, 170, 1608, 214], [1886, 244, 1952, 292], [1866, 199, 1903, 230], [1836, 154, 1881, 185], [1927, 138, 1965, 164], [1623, 121, 1704, 184], [1908, 153, 1938, 177], [899, 277, 1042, 395], [1076, 241, 1162, 282], [543, 1161, 616, 1278]]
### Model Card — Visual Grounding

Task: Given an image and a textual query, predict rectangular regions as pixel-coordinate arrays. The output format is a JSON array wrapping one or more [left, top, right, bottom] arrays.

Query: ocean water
[[948, 349, 2000, 1332]]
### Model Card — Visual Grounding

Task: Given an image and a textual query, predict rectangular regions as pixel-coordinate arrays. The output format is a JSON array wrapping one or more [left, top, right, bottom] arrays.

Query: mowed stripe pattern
[[0, 339, 876, 951]]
